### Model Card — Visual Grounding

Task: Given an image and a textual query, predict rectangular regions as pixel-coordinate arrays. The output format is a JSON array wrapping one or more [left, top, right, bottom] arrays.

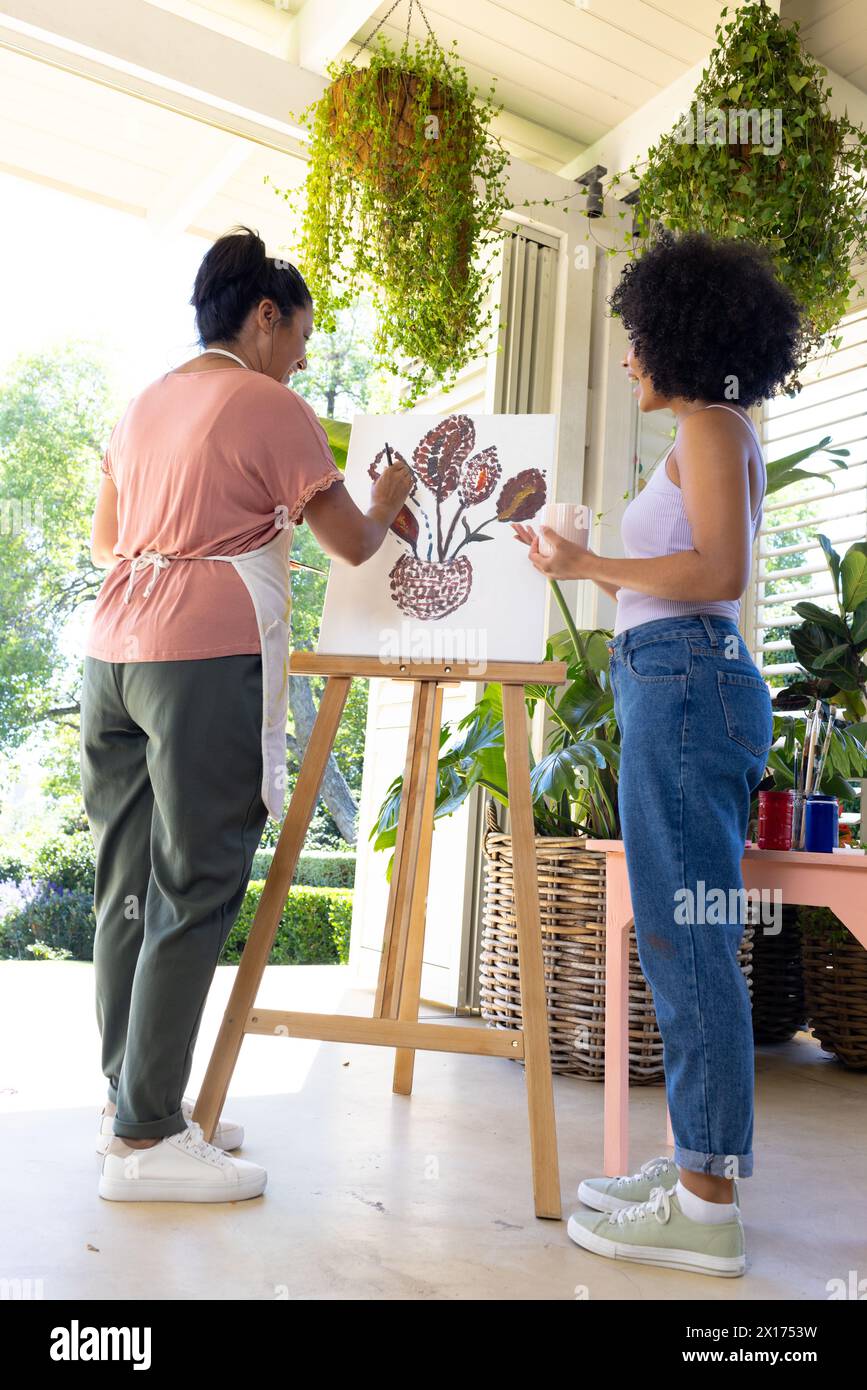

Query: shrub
[[220, 882, 353, 965], [31, 834, 96, 894], [250, 848, 356, 888], [0, 885, 96, 960]]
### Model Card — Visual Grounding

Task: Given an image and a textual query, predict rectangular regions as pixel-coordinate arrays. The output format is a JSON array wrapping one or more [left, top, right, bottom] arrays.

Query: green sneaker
[[578, 1156, 679, 1213], [578, 1157, 739, 1213], [567, 1185, 746, 1277]]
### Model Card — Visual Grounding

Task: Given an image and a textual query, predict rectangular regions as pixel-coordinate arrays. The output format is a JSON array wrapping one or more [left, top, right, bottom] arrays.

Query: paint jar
[[538, 503, 591, 556], [757, 789, 793, 850], [790, 790, 804, 849], [804, 794, 839, 853]]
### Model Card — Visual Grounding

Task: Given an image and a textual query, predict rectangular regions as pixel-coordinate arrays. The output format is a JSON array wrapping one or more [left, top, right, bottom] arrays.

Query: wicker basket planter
[[801, 907, 867, 1070], [479, 800, 754, 1084], [751, 903, 807, 1043], [327, 69, 472, 187]]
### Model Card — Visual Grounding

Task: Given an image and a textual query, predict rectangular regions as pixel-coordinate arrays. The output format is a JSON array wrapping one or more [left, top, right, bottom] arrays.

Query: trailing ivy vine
[[273, 27, 510, 406], [607, 1, 867, 386]]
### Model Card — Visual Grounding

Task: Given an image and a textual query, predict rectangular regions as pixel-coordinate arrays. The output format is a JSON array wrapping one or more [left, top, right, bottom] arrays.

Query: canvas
[[316, 413, 556, 668]]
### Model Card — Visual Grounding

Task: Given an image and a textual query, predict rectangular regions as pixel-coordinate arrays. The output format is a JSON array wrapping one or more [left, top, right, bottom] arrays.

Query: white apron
[[120, 345, 297, 821], [122, 525, 293, 821]]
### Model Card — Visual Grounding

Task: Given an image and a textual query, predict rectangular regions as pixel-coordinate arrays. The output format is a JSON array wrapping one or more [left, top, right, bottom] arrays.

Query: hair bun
[[191, 223, 311, 345]]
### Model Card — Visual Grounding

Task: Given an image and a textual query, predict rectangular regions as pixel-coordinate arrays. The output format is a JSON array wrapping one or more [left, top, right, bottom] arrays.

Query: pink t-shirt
[[85, 368, 343, 662]]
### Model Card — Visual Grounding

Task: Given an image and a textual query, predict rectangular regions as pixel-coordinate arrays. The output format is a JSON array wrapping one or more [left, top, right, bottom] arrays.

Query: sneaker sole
[[98, 1172, 267, 1203], [567, 1213, 745, 1277]]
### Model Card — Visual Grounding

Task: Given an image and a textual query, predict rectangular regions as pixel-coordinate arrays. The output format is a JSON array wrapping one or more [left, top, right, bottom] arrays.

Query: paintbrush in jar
[[799, 701, 821, 848]]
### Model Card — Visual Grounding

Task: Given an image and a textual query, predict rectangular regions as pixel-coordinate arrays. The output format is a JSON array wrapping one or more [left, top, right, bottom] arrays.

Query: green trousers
[[79, 654, 269, 1140]]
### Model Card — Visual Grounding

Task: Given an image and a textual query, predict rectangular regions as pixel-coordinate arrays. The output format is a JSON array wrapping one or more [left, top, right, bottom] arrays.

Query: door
[[348, 154, 604, 1008]]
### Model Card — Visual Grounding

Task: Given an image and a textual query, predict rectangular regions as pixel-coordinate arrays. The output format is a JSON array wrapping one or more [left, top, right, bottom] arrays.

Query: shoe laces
[[173, 1120, 230, 1167], [607, 1184, 671, 1227], [613, 1156, 673, 1188]]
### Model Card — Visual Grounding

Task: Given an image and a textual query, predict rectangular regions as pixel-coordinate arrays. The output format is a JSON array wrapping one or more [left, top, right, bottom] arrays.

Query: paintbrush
[[384, 442, 394, 467], [813, 707, 836, 793], [799, 701, 821, 848], [791, 741, 801, 846], [289, 558, 326, 574]]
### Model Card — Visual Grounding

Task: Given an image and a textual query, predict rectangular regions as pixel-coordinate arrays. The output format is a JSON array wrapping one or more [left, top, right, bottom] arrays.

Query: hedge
[[220, 882, 352, 965], [1, 834, 354, 898], [0, 878, 353, 966], [250, 848, 356, 888]]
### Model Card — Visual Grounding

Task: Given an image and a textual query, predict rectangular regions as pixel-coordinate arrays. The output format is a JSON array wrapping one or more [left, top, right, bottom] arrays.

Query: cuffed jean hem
[[675, 1144, 753, 1179], [111, 1107, 188, 1141]]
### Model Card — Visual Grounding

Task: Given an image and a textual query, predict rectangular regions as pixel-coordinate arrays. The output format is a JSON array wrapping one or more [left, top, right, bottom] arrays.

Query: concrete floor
[[1, 960, 864, 1301]]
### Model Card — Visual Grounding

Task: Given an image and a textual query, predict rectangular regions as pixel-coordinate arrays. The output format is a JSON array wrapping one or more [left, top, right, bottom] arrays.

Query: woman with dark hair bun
[[514, 230, 807, 1277], [82, 225, 412, 1204]]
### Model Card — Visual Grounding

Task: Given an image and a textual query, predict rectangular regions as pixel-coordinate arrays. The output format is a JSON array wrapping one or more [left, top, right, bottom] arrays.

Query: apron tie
[[124, 551, 171, 603]]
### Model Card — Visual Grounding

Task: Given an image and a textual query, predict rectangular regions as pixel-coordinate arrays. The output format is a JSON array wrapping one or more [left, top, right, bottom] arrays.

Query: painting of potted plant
[[367, 414, 547, 622]]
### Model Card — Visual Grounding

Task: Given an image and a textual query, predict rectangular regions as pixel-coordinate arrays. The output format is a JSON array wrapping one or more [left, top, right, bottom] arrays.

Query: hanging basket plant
[[277, 11, 510, 407], [607, 0, 867, 387]]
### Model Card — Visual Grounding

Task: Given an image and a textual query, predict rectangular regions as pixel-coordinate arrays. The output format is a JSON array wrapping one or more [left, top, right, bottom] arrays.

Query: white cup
[[538, 503, 591, 556]]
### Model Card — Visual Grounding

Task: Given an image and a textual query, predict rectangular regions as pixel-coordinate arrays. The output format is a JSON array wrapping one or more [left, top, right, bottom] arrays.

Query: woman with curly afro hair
[[514, 230, 807, 1277]]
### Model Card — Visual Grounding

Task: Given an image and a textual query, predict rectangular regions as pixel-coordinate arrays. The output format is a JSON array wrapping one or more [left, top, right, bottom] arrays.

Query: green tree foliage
[[0, 344, 112, 745]]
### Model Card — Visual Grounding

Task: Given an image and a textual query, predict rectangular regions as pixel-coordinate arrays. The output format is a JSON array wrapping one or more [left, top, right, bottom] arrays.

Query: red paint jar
[[757, 789, 794, 850]]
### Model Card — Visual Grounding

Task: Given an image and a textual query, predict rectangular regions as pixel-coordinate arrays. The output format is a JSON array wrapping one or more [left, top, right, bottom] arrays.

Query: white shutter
[[751, 305, 867, 683], [491, 222, 559, 412]]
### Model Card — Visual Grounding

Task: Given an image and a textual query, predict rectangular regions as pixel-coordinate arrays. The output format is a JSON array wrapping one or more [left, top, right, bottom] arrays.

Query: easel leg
[[193, 675, 351, 1142], [393, 682, 444, 1095], [374, 680, 440, 1021], [502, 683, 561, 1220]]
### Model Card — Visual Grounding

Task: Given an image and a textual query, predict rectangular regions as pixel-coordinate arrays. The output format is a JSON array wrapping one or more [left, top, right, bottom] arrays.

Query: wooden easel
[[194, 652, 567, 1219]]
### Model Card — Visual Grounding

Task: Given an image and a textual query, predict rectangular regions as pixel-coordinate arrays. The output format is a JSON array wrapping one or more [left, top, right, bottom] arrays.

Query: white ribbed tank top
[[613, 404, 766, 636]]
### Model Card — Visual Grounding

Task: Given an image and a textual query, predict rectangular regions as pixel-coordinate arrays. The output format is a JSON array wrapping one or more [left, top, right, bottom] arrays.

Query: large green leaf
[[790, 622, 836, 670], [851, 602, 867, 649], [792, 602, 849, 639], [841, 542, 867, 612], [318, 416, 350, 471], [817, 533, 842, 595], [530, 744, 603, 803], [765, 437, 848, 495]]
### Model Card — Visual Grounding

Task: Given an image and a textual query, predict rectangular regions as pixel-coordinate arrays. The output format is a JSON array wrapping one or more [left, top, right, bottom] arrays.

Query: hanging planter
[[607, 0, 867, 385], [277, 6, 510, 407]]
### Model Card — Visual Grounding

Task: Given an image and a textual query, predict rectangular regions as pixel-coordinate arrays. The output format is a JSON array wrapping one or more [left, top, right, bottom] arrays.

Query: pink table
[[586, 840, 867, 1176]]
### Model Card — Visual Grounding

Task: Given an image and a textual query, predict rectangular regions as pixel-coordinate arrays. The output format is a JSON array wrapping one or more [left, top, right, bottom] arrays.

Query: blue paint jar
[[804, 794, 839, 853]]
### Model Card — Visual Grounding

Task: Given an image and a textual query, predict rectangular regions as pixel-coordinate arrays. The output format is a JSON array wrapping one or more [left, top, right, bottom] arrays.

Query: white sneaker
[[96, 1097, 243, 1156], [98, 1121, 267, 1203]]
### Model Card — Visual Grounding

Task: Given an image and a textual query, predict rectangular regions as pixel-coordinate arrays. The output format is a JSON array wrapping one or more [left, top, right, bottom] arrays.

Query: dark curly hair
[[607, 230, 806, 407]]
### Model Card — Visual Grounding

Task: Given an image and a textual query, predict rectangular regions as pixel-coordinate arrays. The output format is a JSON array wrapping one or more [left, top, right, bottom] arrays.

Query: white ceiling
[[0, 0, 864, 249], [141, 0, 867, 169], [143, 0, 740, 169]]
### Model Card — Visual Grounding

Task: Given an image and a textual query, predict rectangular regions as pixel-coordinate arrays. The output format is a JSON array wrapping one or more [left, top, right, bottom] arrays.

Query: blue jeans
[[607, 614, 774, 1179]]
